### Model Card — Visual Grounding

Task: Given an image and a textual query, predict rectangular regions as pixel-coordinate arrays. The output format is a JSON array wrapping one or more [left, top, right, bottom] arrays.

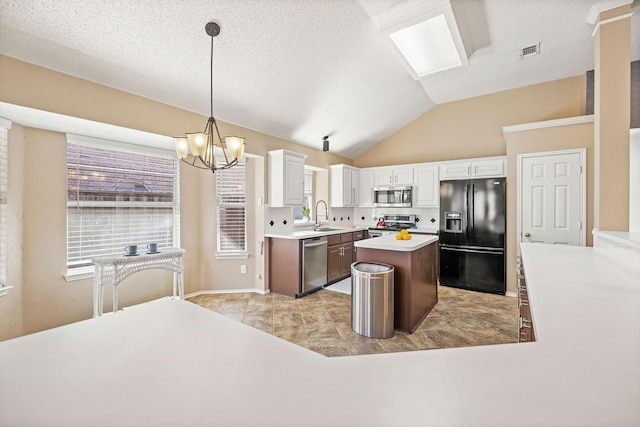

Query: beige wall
[[505, 122, 594, 294], [354, 76, 586, 168], [0, 55, 351, 339], [593, 4, 631, 231], [0, 124, 25, 340]]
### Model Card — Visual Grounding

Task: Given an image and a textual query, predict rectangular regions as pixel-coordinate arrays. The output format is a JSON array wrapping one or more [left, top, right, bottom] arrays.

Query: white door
[[374, 169, 393, 186], [414, 166, 439, 207], [358, 170, 374, 207], [284, 154, 304, 206], [394, 168, 414, 185], [343, 169, 352, 206], [519, 150, 585, 246]]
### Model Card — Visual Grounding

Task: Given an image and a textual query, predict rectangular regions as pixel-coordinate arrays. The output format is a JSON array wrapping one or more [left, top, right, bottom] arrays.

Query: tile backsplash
[[265, 206, 296, 232], [354, 207, 439, 230], [266, 205, 440, 232]]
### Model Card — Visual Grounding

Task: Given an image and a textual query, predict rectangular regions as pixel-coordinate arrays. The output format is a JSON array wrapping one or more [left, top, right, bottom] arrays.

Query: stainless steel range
[[368, 214, 416, 237]]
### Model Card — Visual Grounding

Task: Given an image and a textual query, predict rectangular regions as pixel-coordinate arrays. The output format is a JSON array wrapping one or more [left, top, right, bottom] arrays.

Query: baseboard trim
[[185, 288, 271, 299]]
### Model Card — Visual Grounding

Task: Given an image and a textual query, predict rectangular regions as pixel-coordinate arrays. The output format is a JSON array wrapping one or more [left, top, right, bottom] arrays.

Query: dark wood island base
[[356, 239, 438, 333]]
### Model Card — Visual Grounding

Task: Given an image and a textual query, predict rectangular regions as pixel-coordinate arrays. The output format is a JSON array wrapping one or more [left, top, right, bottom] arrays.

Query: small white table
[[92, 248, 186, 317]]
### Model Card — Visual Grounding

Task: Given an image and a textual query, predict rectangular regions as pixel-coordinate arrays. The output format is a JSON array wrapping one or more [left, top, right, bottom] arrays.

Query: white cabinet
[[330, 165, 359, 207], [439, 162, 471, 180], [472, 159, 505, 177], [268, 149, 307, 207], [439, 158, 506, 180], [374, 167, 414, 186], [414, 166, 439, 207], [395, 168, 415, 185], [358, 169, 374, 207]]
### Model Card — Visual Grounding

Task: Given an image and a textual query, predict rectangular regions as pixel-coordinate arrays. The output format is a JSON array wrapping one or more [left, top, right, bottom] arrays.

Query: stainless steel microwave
[[372, 186, 412, 208]]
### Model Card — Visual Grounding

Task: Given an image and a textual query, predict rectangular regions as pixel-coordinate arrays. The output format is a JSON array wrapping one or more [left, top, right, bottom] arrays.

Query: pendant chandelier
[[174, 22, 245, 172]]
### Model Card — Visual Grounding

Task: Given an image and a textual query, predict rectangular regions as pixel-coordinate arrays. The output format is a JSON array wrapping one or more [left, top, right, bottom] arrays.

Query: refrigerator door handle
[[465, 183, 470, 242], [470, 184, 475, 240], [440, 245, 504, 255]]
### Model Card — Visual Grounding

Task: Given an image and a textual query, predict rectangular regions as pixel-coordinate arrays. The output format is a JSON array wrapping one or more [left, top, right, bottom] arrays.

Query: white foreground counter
[[0, 244, 639, 426]]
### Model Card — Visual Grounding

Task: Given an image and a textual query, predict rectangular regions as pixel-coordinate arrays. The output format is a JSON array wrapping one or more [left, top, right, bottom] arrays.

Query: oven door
[[368, 229, 392, 238]]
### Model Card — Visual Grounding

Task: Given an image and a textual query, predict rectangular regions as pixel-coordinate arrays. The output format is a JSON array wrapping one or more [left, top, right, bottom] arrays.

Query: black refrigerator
[[439, 178, 506, 294]]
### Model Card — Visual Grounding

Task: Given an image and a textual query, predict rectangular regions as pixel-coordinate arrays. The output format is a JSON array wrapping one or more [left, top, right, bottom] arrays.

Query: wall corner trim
[[502, 115, 594, 138], [590, 13, 634, 37], [586, 0, 632, 24]]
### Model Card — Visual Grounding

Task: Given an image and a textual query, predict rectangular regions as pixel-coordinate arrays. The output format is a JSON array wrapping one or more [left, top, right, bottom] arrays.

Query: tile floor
[[187, 284, 519, 357]]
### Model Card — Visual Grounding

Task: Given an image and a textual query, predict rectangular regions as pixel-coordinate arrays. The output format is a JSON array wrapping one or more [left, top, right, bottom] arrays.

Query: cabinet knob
[[524, 232, 531, 238]]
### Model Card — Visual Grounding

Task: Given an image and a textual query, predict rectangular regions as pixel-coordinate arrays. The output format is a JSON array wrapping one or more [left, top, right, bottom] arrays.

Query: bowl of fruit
[[395, 229, 412, 240]]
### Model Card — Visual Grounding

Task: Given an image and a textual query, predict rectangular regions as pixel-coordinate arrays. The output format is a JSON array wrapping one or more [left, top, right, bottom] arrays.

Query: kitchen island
[[354, 234, 439, 333]]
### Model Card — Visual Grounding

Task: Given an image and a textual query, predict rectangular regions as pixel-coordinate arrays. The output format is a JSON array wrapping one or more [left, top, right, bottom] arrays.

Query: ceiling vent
[[521, 43, 540, 58]]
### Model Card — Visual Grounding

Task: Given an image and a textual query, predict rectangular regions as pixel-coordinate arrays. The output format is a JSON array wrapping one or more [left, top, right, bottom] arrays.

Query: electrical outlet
[[241, 265, 247, 274]]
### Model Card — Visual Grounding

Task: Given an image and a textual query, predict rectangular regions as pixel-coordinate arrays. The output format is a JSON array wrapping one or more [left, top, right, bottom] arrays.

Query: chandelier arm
[[181, 156, 215, 171], [212, 117, 232, 165], [205, 117, 216, 167]]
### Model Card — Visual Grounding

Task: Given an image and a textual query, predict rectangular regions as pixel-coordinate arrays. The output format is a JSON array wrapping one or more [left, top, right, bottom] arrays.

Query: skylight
[[375, 1, 469, 79]]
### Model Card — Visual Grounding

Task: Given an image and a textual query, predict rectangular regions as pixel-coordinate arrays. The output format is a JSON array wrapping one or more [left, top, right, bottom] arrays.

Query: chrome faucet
[[314, 200, 328, 231]]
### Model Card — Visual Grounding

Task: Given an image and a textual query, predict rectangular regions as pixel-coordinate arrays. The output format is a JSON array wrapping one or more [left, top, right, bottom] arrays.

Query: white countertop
[[593, 229, 640, 250], [1, 244, 639, 426], [409, 227, 439, 234], [354, 233, 438, 251], [265, 225, 368, 239], [520, 242, 640, 376]]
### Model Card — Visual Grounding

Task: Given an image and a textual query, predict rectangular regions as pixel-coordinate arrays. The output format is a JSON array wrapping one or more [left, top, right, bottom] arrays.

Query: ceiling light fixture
[[323, 136, 329, 152], [375, 0, 468, 79], [174, 22, 245, 172]]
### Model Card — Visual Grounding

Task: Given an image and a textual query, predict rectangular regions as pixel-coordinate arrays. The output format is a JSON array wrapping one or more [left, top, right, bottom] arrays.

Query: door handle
[[524, 232, 531, 238]]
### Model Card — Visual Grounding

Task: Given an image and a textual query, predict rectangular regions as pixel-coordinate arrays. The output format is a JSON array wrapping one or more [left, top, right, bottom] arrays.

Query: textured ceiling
[[0, 0, 638, 159]]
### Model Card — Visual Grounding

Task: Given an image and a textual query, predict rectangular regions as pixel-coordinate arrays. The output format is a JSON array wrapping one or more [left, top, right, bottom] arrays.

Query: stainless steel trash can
[[351, 262, 394, 339]]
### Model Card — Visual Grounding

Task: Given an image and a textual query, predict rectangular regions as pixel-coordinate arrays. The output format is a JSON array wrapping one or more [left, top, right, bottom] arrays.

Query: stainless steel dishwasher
[[300, 236, 328, 296]]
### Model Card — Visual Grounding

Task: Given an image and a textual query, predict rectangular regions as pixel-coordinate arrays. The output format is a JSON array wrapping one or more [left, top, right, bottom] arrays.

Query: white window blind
[[0, 125, 8, 285], [216, 162, 246, 255], [293, 169, 313, 221], [67, 138, 179, 270]]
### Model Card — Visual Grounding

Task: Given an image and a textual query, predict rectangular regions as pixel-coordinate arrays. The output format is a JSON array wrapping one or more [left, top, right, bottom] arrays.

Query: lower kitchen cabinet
[[327, 233, 353, 284], [268, 237, 301, 298]]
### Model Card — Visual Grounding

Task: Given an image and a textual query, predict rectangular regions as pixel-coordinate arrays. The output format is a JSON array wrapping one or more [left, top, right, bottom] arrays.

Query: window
[[0, 120, 9, 288], [66, 136, 179, 274], [293, 168, 313, 222], [216, 162, 247, 256]]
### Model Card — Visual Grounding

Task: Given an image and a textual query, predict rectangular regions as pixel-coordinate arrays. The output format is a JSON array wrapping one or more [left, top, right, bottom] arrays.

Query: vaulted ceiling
[[0, 0, 638, 158]]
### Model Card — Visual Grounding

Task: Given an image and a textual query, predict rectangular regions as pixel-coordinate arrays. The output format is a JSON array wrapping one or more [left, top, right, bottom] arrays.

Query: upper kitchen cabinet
[[414, 166, 439, 207], [374, 167, 414, 186], [439, 157, 506, 180], [330, 164, 359, 207], [268, 149, 307, 207], [358, 169, 374, 207]]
